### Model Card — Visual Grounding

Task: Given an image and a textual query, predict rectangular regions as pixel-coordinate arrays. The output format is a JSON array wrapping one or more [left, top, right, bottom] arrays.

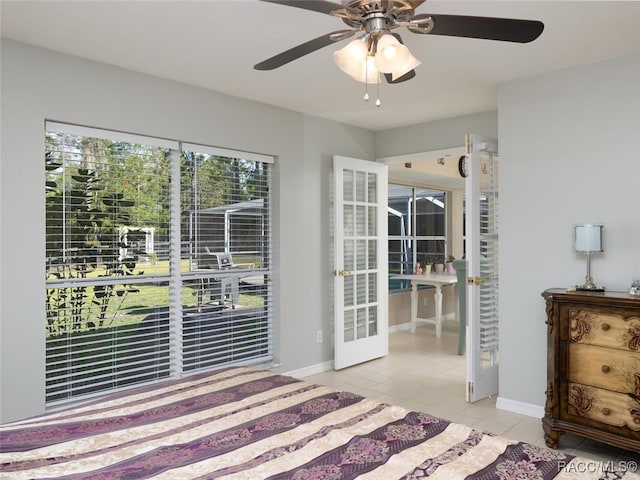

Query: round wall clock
[[458, 155, 468, 178]]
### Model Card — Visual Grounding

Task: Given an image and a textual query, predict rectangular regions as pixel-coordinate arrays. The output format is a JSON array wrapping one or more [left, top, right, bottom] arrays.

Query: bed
[[1, 366, 636, 479]]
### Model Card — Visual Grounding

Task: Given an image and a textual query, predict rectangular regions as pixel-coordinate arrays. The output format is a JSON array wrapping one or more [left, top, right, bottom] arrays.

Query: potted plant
[[434, 256, 445, 274], [446, 255, 456, 275], [423, 256, 432, 275]]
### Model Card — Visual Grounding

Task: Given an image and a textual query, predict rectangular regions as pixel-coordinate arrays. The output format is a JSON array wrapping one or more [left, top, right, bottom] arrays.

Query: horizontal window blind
[[45, 129, 173, 404], [180, 148, 272, 372], [45, 124, 273, 406]]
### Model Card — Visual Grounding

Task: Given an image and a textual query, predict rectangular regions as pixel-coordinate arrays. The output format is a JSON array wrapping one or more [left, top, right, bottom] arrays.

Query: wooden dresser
[[542, 288, 640, 452]]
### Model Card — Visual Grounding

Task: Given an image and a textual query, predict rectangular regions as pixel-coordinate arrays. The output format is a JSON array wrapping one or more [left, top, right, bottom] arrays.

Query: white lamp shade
[[391, 53, 421, 81], [333, 39, 368, 78], [575, 224, 604, 253], [374, 34, 411, 73], [348, 56, 381, 84]]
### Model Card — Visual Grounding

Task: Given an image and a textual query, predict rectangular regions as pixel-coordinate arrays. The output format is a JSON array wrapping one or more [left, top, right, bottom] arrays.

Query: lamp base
[[576, 285, 605, 292], [576, 275, 604, 292]]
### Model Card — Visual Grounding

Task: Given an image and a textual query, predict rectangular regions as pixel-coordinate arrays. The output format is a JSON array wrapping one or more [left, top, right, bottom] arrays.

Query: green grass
[[46, 257, 265, 335]]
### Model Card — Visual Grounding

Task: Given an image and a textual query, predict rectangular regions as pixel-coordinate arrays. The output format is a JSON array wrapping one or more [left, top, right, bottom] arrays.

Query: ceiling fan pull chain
[[363, 61, 370, 101], [376, 81, 381, 107]]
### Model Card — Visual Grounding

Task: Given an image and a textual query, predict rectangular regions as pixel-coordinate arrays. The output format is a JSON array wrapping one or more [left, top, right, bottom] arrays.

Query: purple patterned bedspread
[[0, 367, 634, 479]]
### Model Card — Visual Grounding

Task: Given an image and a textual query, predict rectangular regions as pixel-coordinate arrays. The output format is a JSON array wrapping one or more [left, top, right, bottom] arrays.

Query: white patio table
[[390, 273, 458, 337]]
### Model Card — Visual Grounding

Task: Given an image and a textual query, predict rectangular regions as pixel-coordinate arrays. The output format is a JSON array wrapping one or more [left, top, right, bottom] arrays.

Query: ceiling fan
[[254, 0, 544, 86]]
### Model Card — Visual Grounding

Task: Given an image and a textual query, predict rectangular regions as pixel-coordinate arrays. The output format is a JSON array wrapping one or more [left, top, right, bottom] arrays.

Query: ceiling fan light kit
[[334, 35, 417, 78], [256, 0, 544, 105]]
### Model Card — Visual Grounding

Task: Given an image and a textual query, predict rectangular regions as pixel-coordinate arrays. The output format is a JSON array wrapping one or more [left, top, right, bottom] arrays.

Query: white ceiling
[[2, 1, 640, 132]]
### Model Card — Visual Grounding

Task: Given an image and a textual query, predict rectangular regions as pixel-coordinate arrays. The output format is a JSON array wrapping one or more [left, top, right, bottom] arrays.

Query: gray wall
[[498, 53, 640, 413], [376, 110, 498, 158], [0, 39, 375, 422]]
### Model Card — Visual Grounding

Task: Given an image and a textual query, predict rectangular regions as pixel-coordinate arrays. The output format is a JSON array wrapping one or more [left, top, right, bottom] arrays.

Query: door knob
[[334, 269, 352, 277]]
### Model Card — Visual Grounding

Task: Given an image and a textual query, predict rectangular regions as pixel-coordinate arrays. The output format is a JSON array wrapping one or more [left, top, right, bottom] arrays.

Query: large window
[[44, 123, 272, 405], [388, 184, 446, 290]]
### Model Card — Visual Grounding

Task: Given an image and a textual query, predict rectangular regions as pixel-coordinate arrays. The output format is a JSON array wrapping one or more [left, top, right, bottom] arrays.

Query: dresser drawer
[[568, 308, 640, 351], [569, 343, 640, 393], [568, 382, 640, 432]]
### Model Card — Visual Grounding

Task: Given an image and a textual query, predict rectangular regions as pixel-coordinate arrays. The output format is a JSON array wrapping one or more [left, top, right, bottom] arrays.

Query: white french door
[[465, 134, 500, 402], [333, 156, 388, 370]]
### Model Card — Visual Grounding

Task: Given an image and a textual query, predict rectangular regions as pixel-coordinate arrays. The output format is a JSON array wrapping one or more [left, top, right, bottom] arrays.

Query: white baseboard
[[496, 396, 544, 419], [283, 361, 334, 379], [389, 313, 457, 334], [389, 322, 412, 333]]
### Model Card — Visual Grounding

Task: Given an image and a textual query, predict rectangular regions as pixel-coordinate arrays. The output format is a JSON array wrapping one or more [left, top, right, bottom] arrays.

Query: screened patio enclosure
[[189, 198, 267, 271]]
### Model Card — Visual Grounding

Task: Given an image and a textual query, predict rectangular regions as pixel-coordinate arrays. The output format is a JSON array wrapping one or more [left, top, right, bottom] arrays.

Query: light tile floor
[[303, 323, 639, 463]]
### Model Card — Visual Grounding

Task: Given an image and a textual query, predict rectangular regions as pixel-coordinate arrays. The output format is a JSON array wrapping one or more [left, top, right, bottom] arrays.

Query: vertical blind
[[44, 122, 272, 405], [479, 156, 499, 354]]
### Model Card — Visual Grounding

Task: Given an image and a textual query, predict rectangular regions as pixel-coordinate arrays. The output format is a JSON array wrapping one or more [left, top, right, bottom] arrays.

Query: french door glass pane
[[368, 239, 377, 269], [344, 205, 354, 237], [356, 273, 366, 305], [343, 169, 353, 202], [344, 310, 354, 342], [356, 240, 366, 270], [344, 275, 354, 307], [368, 272, 377, 303], [344, 240, 354, 271], [368, 206, 377, 236], [368, 307, 378, 336], [356, 171, 366, 202], [356, 308, 366, 339], [356, 205, 366, 236], [367, 173, 377, 203]]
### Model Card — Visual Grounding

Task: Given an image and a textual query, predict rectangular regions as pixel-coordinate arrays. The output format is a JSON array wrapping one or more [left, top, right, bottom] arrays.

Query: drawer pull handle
[[601, 323, 610, 331], [601, 364, 611, 373], [601, 407, 611, 416]]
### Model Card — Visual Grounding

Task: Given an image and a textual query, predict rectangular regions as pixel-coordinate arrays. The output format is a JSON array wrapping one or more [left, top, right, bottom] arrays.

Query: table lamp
[[574, 224, 604, 291]]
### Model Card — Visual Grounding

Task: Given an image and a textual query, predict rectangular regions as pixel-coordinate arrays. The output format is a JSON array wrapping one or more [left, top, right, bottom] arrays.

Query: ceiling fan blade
[[384, 69, 416, 84], [254, 30, 355, 70], [416, 13, 544, 43], [259, 0, 345, 16]]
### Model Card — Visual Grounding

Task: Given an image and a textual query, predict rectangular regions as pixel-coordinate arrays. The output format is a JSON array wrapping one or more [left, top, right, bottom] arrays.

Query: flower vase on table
[[445, 255, 456, 275]]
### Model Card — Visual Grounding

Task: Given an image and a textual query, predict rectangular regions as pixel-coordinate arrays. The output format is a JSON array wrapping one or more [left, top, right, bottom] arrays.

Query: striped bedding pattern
[[1, 366, 637, 479]]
